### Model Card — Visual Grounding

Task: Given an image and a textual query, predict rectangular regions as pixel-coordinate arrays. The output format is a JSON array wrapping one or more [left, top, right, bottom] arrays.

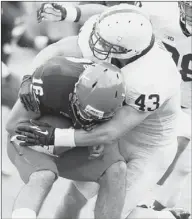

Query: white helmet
[[89, 4, 154, 60], [179, 1, 192, 36]]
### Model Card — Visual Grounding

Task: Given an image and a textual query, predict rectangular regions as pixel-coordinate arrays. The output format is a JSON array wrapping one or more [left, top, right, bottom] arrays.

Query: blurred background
[[1, 1, 191, 218]]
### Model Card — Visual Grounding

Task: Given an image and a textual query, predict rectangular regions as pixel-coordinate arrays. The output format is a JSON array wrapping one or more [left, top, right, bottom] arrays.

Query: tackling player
[[137, 1, 192, 212], [16, 4, 182, 219], [37, 1, 192, 213], [6, 57, 126, 219]]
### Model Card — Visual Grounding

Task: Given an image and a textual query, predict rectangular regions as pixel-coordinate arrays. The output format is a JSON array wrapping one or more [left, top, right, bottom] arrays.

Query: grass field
[[1, 47, 191, 218]]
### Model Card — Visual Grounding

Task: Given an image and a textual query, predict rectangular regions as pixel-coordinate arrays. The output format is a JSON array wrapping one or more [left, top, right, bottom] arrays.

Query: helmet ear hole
[[115, 91, 118, 98]]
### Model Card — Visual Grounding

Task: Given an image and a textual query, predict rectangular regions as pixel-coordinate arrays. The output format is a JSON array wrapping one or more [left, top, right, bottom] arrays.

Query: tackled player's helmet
[[179, 1, 192, 36], [89, 4, 154, 60], [70, 62, 126, 130]]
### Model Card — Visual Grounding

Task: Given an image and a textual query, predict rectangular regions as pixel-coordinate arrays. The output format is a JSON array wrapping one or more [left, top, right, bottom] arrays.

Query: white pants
[[73, 140, 177, 219]]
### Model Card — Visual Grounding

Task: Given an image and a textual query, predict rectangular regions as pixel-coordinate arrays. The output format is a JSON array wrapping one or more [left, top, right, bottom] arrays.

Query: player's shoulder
[[122, 45, 181, 111], [33, 56, 93, 80], [122, 43, 177, 85]]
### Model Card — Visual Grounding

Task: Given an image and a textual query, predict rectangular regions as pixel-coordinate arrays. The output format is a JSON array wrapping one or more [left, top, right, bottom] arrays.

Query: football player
[[136, 1, 192, 211], [16, 5, 182, 219], [37, 1, 192, 213], [6, 57, 126, 219]]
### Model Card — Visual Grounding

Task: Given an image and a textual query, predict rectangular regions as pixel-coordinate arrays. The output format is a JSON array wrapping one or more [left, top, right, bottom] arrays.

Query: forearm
[[73, 106, 149, 147], [74, 126, 116, 147], [54, 125, 116, 148], [54, 107, 138, 147]]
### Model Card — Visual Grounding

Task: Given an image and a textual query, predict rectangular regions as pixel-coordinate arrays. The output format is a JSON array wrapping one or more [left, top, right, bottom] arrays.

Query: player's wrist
[[54, 128, 76, 147], [62, 6, 81, 22]]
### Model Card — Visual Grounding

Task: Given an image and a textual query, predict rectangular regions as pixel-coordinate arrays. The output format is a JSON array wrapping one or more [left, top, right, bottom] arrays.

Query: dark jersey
[[32, 56, 93, 118]]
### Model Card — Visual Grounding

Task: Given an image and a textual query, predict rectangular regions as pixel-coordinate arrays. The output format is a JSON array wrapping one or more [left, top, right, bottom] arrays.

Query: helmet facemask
[[89, 23, 129, 60], [179, 1, 192, 36]]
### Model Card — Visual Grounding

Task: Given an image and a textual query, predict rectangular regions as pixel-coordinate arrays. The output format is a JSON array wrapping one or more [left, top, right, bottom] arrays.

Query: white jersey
[[121, 44, 181, 148], [78, 14, 181, 148], [141, 2, 192, 110]]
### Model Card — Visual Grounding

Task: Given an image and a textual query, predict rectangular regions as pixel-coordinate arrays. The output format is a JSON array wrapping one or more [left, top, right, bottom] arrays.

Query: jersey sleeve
[[124, 77, 169, 113]]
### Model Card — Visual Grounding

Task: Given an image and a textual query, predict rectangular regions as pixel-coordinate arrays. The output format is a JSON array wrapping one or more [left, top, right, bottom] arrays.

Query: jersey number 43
[[135, 94, 160, 112]]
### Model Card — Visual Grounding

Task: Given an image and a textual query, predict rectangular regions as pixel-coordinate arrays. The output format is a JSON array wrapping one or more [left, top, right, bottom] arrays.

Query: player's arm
[[73, 105, 150, 146], [55, 85, 161, 147], [6, 99, 41, 136], [27, 36, 82, 75], [6, 67, 44, 135], [15, 84, 162, 147], [37, 2, 107, 25], [15, 103, 150, 147]]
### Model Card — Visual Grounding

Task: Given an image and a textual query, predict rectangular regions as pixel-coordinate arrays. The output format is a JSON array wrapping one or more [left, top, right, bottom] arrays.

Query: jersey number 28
[[163, 42, 192, 82]]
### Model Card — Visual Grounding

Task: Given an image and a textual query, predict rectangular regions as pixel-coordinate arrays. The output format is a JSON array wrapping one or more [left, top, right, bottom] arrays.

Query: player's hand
[[15, 120, 55, 147], [37, 3, 66, 23], [88, 145, 104, 160], [19, 75, 40, 113]]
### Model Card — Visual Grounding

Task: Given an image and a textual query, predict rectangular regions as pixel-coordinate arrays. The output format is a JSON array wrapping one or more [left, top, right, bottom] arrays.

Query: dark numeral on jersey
[[181, 54, 192, 82], [163, 43, 180, 65], [135, 94, 146, 111], [135, 94, 160, 112], [163, 42, 192, 82], [148, 94, 160, 111]]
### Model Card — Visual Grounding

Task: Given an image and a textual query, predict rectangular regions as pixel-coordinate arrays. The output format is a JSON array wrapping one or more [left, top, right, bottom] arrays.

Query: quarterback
[[17, 4, 182, 219], [6, 57, 126, 219]]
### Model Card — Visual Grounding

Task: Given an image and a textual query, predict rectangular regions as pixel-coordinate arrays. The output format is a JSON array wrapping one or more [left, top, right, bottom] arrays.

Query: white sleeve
[[125, 82, 167, 113]]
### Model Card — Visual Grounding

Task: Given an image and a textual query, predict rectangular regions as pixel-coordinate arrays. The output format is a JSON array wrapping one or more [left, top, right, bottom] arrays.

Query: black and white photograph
[[1, 1, 191, 218]]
